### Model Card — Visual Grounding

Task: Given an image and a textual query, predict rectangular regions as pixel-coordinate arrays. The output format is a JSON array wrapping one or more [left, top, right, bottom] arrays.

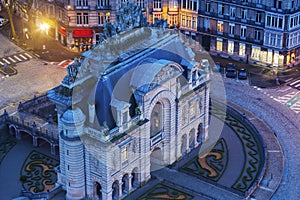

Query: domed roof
[[61, 107, 86, 125]]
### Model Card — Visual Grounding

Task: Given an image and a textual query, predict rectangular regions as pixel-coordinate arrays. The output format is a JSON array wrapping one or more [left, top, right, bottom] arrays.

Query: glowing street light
[[39, 23, 50, 35]]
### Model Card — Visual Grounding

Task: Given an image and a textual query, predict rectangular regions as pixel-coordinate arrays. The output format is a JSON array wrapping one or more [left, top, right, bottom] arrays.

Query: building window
[[239, 43, 246, 57], [230, 6, 236, 17], [137, 0, 145, 8], [76, 13, 82, 24], [98, 13, 105, 24], [187, 16, 191, 27], [121, 147, 127, 161], [181, 15, 186, 26], [266, 13, 284, 29], [76, 0, 88, 6], [251, 46, 261, 60], [229, 23, 235, 36], [182, 105, 187, 125], [183, 0, 197, 11], [189, 100, 197, 120], [217, 21, 224, 33], [218, 4, 224, 15], [204, 18, 210, 29], [83, 13, 89, 24], [254, 29, 261, 40], [240, 26, 246, 37], [168, 14, 178, 26], [217, 38, 223, 51], [150, 102, 163, 137], [256, 11, 262, 23], [205, 1, 210, 12], [228, 40, 234, 54], [274, 0, 282, 9], [241, 8, 247, 19], [97, 0, 109, 7], [153, 0, 161, 9], [192, 16, 196, 29]]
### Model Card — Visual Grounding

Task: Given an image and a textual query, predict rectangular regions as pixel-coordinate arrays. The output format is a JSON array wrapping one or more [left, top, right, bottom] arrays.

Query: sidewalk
[[0, 8, 81, 62]]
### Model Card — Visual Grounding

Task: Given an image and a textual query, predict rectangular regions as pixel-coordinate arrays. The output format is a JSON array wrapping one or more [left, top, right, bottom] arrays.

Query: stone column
[[119, 182, 123, 198], [51, 144, 56, 155], [33, 136, 38, 147], [102, 189, 112, 200], [128, 175, 133, 193], [15, 130, 21, 140]]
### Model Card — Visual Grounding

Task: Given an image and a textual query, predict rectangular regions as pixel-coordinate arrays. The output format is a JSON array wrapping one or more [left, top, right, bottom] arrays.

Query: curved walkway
[[223, 78, 300, 199]]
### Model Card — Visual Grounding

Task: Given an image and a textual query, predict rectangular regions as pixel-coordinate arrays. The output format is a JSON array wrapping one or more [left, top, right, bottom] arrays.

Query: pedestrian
[[242, 112, 246, 120]]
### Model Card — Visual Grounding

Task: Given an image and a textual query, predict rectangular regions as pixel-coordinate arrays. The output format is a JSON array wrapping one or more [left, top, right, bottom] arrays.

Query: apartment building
[[198, 0, 300, 67]]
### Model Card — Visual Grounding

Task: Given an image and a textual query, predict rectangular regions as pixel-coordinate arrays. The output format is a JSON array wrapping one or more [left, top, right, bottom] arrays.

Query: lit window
[[217, 38, 223, 51], [121, 147, 127, 161], [239, 43, 246, 57], [217, 21, 224, 32], [228, 40, 234, 54]]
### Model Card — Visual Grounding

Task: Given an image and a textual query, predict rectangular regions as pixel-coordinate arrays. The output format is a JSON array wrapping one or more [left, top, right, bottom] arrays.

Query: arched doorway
[[131, 168, 139, 189], [150, 147, 163, 173], [181, 134, 187, 156], [150, 102, 163, 137], [112, 180, 119, 200], [197, 123, 203, 143], [122, 174, 129, 195], [189, 129, 195, 149], [94, 181, 102, 200]]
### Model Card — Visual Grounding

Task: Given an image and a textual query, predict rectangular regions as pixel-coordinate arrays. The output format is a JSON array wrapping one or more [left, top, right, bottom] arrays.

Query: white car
[[0, 18, 9, 27]]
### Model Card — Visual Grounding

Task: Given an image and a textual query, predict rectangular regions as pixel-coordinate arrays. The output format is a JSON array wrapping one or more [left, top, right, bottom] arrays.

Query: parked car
[[226, 63, 237, 78], [213, 62, 221, 72], [0, 18, 9, 27], [238, 68, 248, 79]]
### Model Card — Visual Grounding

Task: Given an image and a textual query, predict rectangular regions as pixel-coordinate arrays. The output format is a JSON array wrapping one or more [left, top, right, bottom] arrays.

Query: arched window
[[150, 102, 163, 137]]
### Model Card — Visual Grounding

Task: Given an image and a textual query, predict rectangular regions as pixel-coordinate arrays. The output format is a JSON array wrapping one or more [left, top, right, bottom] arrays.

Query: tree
[[5, 0, 17, 40]]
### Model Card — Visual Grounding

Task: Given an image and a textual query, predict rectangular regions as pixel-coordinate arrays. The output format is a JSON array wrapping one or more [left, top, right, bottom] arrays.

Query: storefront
[[58, 26, 67, 46], [73, 29, 93, 51]]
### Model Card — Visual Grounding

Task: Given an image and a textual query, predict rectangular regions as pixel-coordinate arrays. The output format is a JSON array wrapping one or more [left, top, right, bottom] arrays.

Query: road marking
[[2, 58, 10, 64], [0, 61, 3, 65], [259, 186, 274, 192], [285, 78, 294, 82], [268, 150, 280, 153], [19, 54, 28, 60], [285, 93, 300, 107], [294, 83, 300, 88], [290, 80, 300, 86], [13, 55, 22, 62], [8, 56, 16, 63], [24, 53, 32, 58]]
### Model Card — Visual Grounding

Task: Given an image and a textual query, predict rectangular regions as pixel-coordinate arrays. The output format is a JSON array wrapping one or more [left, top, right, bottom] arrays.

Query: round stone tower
[[60, 107, 86, 200]]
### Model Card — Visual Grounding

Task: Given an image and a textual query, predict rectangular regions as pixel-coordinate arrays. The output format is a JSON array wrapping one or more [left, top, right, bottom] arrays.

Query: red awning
[[58, 29, 67, 36], [73, 29, 93, 38]]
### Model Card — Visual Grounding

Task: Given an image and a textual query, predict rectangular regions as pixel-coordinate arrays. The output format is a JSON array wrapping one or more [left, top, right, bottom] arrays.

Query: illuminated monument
[[48, 26, 210, 199]]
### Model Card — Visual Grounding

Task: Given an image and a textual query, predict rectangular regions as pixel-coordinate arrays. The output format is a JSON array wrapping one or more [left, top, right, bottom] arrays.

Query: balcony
[[75, 5, 90, 10]]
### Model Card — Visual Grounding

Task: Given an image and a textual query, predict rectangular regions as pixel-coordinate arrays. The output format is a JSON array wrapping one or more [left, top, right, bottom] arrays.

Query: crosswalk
[[272, 91, 300, 114], [288, 78, 300, 90], [57, 59, 75, 68], [0, 52, 33, 66]]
